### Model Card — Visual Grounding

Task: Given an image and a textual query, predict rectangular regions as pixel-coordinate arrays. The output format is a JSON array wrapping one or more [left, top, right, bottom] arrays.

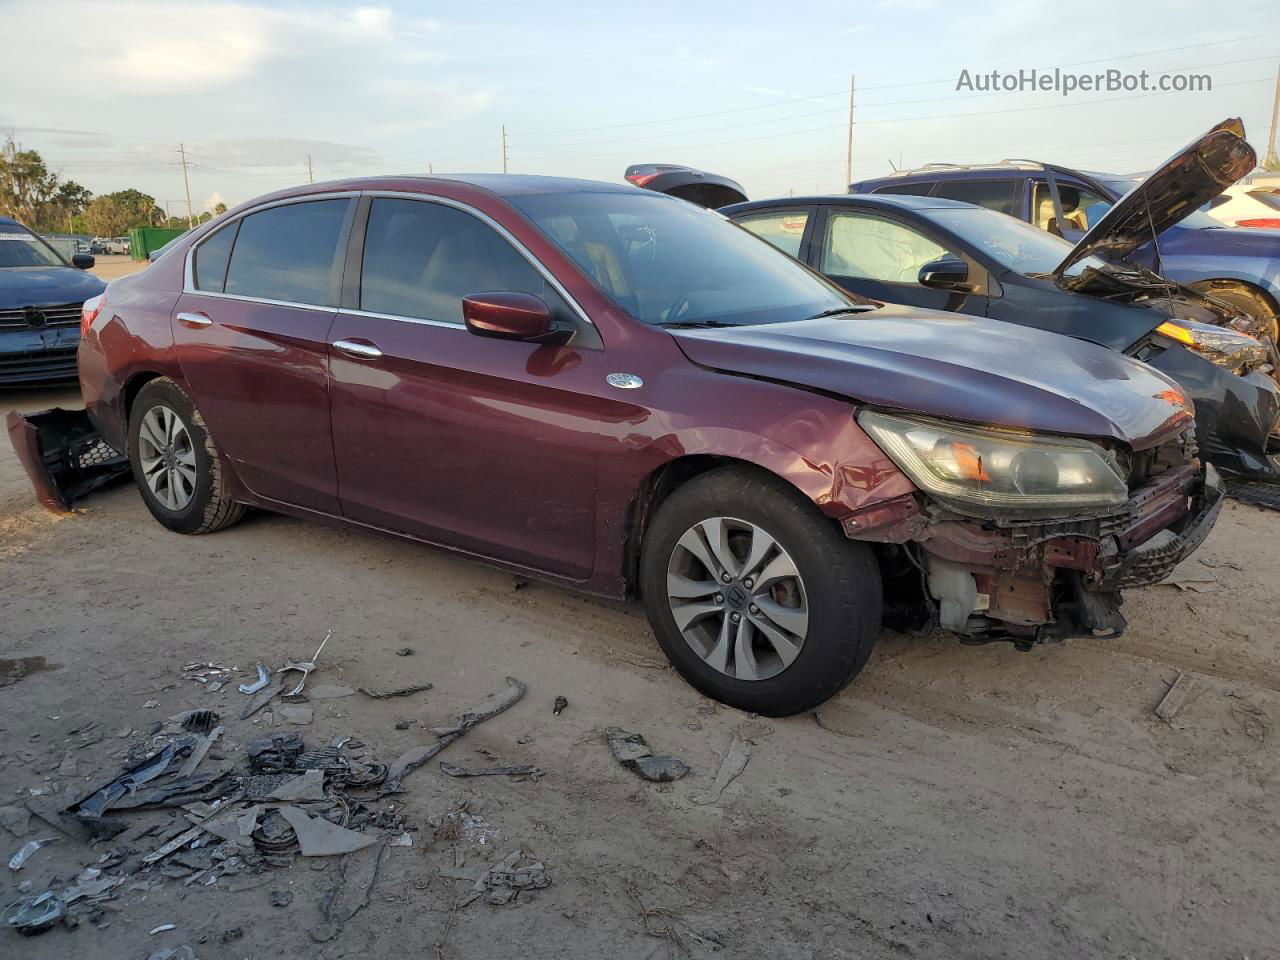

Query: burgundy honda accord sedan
[[74, 174, 1222, 715]]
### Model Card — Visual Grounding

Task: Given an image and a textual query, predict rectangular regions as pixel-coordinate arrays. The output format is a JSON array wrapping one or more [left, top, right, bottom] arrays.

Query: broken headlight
[[858, 410, 1129, 515], [1156, 320, 1268, 376]]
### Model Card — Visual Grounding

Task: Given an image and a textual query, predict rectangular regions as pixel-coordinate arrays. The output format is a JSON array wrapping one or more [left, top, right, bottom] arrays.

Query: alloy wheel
[[137, 404, 197, 511], [665, 516, 809, 681]]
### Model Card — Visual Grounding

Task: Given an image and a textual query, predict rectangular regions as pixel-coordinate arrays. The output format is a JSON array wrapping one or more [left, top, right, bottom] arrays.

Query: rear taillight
[[81, 293, 105, 336], [625, 172, 661, 187], [1235, 218, 1280, 228]]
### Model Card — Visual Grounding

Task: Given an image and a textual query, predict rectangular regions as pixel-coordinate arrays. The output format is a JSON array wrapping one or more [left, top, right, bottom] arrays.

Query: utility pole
[[428, 162, 433, 174], [501, 125, 508, 174], [178, 142, 194, 229], [307, 155, 314, 184], [1265, 62, 1280, 164], [844, 74, 856, 190]]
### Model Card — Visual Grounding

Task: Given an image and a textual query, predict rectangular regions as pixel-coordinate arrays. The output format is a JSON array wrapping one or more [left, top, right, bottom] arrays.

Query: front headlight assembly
[[1155, 320, 1268, 376], [858, 410, 1129, 517]]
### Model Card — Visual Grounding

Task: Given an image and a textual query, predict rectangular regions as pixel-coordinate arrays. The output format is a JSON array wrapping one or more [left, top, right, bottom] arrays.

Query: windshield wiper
[[805, 305, 879, 320], [659, 319, 738, 329]]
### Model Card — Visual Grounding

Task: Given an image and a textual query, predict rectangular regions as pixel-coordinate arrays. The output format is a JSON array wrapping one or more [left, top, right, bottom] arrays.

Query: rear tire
[[640, 466, 881, 717], [128, 377, 245, 534]]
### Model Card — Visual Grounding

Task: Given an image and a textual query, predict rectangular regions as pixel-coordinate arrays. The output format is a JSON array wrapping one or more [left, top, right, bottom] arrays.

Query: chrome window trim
[[182, 191, 361, 304], [182, 188, 596, 334]]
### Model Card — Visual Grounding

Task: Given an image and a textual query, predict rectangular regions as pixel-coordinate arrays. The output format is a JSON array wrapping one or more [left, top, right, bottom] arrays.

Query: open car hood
[[670, 305, 1193, 449], [625, 164, 748, 209], [1054, 118, 1257, 277]]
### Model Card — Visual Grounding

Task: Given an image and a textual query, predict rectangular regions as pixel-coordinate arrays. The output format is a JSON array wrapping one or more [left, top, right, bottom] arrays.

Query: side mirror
[[463, 292, 556, 342], [72, 253, 95, 270], [918, 257, 971, 291]]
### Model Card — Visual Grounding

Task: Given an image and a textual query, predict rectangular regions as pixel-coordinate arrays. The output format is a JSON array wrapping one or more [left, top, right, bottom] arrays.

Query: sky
[[3, 0, 1278, 215]]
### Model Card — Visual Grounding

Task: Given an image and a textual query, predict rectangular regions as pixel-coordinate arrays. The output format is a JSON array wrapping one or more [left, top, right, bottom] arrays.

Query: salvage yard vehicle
[[720, 191, 1280, 480], [0, 216, 106, 385], [26, 174, 1223, 716], [849, 120, 1280, 344], [1203, 183, 1280, 229]]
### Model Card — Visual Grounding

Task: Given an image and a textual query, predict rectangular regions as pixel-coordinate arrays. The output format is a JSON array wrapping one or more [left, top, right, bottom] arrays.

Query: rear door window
[[223, 199, 352, 306], [933, 179, 1016, 215], [734, 210, 810, 258], [360, 198, 565, 325]]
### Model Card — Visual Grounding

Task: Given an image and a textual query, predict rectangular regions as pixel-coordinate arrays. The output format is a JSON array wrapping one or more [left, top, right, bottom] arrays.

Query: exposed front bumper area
[[0, 327, 82, 386], [845, 461, 1224, 646]]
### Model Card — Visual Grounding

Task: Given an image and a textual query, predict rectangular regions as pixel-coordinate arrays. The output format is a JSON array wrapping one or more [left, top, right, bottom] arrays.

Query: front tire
[[640, 466, 881, 716], [128, 377, 245, 534], [1191, 280, 1279, 344]]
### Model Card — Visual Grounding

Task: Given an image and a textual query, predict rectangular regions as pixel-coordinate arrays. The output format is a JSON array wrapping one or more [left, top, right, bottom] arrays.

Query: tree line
[[0, 137, 226, 236]]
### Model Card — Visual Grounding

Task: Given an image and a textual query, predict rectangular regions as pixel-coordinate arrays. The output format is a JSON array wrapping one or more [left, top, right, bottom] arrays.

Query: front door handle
[[176, 311, 212, 329], [333, 338, 383, 360]]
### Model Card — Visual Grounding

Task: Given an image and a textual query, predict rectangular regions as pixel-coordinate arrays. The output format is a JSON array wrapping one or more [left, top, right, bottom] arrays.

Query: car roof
[[725, 193, 979, 213]]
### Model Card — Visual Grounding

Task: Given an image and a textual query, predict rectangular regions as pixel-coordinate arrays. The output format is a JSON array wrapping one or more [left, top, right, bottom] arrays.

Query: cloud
[[203, 191, 226, 212]]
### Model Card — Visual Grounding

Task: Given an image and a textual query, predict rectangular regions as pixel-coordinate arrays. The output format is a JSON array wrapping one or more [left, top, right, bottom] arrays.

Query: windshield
[[925, 206, 1108, 276], [510, 191, 860, 326], [0, 225, 66, 268]]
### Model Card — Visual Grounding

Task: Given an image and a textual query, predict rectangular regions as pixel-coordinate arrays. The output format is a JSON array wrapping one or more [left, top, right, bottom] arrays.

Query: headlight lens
[[1156, 320, 1267, 375], [858, 410, 1129, 514]]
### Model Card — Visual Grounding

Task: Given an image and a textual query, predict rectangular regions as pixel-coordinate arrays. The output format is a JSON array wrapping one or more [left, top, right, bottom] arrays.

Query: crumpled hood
[[0, 266, 106, 307], [1055, 118, 1256, 277], [671, 304, 1194, 449]]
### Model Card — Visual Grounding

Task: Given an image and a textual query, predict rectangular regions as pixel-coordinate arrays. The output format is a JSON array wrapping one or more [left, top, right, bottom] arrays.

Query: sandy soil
[[2, 268, 1278, 958]]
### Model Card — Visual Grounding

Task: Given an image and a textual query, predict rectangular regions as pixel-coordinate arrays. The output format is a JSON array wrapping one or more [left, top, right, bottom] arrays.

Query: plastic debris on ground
[[8, 836, 57, 870], [605, 727, 690, 782]]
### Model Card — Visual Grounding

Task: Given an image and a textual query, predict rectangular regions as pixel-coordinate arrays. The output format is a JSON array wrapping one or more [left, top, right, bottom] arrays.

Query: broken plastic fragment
[[3, 890, 66, 935], [239, 665, 270, 695], [275, 806, 378, 857], [605, 728, 689, 783], [8, 837, 57, 871]]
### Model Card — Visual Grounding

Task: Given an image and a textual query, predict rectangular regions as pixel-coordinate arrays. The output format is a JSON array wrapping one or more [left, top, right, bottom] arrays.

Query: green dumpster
[[128, 227, 187, 261]]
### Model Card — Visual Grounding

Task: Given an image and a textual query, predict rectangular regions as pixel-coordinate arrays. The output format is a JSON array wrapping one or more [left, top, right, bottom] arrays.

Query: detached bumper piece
[[5, 407, 131, 512]]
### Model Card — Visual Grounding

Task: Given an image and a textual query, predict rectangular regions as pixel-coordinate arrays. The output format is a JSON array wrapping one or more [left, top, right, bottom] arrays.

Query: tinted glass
[[361, 198, 559, 324], [511, 192, 860, 327], [821, 212, 955, 283], [192, 222, 238, 292], [926, 206, 1108, 276], [0, 225, 64, 268], [933, 179, 1016, 215], [871, 182, 937, 197], [224, 199, 350, 305], [736, 210, 809, 258]]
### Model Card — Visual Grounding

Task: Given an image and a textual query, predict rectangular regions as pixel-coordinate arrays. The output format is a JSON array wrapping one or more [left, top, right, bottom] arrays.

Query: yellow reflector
[[1155, 321, 1195, 345]]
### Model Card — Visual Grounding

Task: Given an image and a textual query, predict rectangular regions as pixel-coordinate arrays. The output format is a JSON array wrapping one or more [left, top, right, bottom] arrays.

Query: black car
[[0, 217, 107, 386], [718, 191, 1278, 479]]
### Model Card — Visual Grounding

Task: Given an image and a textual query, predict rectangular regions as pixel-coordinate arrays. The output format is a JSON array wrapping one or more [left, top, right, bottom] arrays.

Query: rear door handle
[[176, 311, 212, 329], [333, 338, 383, 360]]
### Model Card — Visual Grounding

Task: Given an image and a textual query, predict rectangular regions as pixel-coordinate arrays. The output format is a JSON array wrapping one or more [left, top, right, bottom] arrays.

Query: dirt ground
[[2, 256, 1278, 958]]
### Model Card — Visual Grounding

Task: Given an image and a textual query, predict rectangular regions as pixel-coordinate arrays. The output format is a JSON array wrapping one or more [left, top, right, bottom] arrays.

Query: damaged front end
[[5, 408, 130, 512], [848, 411, 1221, 647]]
